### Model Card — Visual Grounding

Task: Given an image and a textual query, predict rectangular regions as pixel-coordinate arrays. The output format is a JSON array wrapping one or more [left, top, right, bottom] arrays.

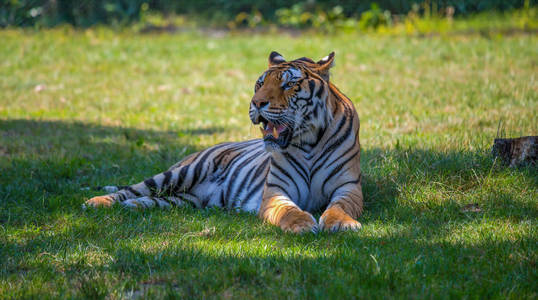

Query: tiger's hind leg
[[81, 186, 122, 208], [84, 164, 195, 209], [84, 193, 193, 210], [121, 196, 186, 209]]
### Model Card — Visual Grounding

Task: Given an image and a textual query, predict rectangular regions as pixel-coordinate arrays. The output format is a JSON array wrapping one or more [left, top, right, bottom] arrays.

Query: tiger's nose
[[252, 98, 269, 109]]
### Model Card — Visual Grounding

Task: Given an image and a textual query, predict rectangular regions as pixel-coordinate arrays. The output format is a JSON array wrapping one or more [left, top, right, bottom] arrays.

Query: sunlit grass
[[0, 28, 536, 298]]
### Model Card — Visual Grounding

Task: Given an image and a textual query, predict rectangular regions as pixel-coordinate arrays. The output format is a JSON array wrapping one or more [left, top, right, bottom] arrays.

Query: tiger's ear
[[268, 51, 286, 67], [315, 52, 335, 81]]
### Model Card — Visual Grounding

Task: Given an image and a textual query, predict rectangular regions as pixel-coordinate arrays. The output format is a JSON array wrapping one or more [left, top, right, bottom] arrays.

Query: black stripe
[[144, 178, 158, 193], [303, 123, 326, 149], [217, 152, 245, 181], [324, 135, 359, 171], [230, 163, 257, 202], [321, 150, 360, 192], [202, 195, 210, 208], [282, 152, 309, 185], [266, 183, 289, 195], [307, 113, 346, 161], [172, 165, 190, 194], [253, 157, 270, 179], [219, 190, 225, 208], [270, 160, 300, 195], [312, 103, 318, 119], [193, 150, 216, 183], [237, 158, 269, 203], [290, 143, 310, 153], [151, 197, 161, 208], [330, 86, 340, 115], [180, 192, 200, 207], [162, 171, 172, 188], [162, 197, 178, 207], [215, 140, 260, 177], [308, 80, 316, 95], [126, 186, 142, 197], [295, 57, 315, 63], [315, 83, 325, 99], [117, 193, 126, 201], [160, 171, 173, 195], [328, 175, 362, 200], [269, 170, 288, 186], [226, 150, 264, 202], [212, 148, 234, 171], [315, 125, 326, 144], [311, 115, 352, 174], [193, 142, 236, 181], [187, 146, 214, 166], [330, 83, 352, 104], [242, 177, 265, 208]]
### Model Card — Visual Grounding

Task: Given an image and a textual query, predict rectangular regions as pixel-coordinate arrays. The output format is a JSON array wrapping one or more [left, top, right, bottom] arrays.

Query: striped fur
[[85, 51, 363, 233]]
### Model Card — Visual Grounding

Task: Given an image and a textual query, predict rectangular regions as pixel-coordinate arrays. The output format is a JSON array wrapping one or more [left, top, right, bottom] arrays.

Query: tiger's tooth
[[260, 127, 264, 135], [273, 127, 279, 138]]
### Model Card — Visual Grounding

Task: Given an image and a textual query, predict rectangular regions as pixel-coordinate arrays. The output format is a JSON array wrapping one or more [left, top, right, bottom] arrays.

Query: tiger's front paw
[[83, 195, 114, 209], [319, 206, 361, 232], [279, 210, 319, 234]]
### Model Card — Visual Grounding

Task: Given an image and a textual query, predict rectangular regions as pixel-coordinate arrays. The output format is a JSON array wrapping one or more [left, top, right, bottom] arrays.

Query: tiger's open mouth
[[258, 116, 292, 148]]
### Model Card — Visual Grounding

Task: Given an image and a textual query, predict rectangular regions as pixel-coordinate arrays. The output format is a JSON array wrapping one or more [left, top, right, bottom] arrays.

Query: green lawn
[[0, 28, 536, 299]]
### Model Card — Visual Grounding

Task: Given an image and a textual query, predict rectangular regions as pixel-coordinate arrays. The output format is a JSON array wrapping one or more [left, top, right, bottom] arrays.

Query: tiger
[[85, 51, 364, 233]]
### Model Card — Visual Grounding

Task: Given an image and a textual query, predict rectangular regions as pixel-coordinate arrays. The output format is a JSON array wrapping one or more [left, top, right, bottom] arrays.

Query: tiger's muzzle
[[250, 106, 293, 148]]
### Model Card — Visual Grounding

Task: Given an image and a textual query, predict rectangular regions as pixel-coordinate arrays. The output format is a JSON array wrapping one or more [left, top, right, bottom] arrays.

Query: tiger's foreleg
[[259, 195, 319, 234], [319, 182, 363, 232]]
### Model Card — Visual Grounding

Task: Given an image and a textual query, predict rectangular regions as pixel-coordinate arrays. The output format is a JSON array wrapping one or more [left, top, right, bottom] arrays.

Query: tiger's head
[[250, 51, 335, 151]]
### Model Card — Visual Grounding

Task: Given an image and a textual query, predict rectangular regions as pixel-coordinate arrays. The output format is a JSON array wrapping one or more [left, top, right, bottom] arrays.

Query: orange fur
[[251, 73, 288, 109], [259, 196, 318, 233], [85, 195, 114, 207], [320, 205, 362, 232]]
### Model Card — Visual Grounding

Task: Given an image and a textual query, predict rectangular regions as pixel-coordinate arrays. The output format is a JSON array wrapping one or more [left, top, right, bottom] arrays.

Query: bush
[[0, 0, 148, 27], [275, 2, 347, 30], [0, 0, 534, 27]]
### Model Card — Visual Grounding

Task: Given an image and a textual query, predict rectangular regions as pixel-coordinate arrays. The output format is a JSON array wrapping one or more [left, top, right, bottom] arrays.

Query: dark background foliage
[[1, 0, 535, 27]]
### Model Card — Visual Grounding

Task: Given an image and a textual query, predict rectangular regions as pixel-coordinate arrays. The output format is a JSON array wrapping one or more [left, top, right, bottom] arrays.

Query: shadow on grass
[[1, 119, 536, 296], [1, 207, 535, 298], [0, 118, 213, 216], [361, 146, 538, 222], [1, 118, 536, 223]]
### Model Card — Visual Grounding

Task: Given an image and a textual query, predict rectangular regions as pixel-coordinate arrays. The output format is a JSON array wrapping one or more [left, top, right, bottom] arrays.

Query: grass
[[0, 27, 537, 299]]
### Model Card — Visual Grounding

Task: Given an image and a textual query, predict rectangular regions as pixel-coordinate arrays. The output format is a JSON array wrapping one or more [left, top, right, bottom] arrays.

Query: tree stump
[[492, 136, 537, 167]]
